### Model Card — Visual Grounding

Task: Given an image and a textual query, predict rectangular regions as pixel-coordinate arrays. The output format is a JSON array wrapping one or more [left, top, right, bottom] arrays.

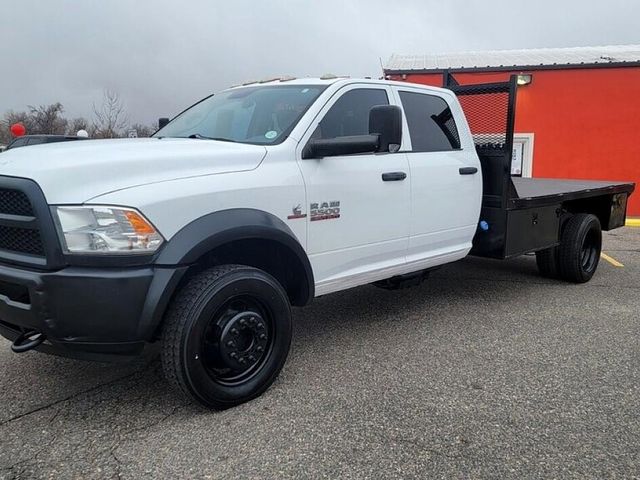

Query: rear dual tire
[[535, 246, 559, 278], [161, 265, 292, 409], [536, 213, 602, 283]]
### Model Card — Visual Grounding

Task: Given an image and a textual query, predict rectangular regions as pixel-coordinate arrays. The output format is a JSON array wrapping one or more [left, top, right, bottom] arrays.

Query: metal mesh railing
[[457, 88, 510, 150], [445, 75, 518, 204]]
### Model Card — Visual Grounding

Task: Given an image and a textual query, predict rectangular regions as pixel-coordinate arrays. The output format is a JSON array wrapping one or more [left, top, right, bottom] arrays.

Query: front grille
[[0, 225, 44, 256], [0, 186, 46, 259], [0, 189, 34, 216]]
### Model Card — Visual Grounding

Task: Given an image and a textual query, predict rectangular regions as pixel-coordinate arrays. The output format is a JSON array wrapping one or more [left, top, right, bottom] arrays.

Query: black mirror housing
[[302, 135, 379, 159], [369, 105, 402, 152], [158, 117, 170, 129]]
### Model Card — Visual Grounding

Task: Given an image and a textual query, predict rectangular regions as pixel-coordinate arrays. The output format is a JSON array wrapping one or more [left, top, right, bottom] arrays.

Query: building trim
[[384, 61, 640, 76]]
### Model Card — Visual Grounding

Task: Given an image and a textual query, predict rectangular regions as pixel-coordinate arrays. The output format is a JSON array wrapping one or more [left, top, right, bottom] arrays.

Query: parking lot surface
[[1, 228, 638, 479]]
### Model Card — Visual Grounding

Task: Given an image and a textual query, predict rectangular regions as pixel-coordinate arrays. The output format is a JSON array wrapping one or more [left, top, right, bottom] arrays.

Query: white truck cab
[[0, 77, 633, 408]]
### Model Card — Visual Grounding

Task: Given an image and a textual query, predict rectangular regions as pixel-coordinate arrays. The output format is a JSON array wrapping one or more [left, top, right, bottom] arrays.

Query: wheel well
[[562, 196, 610, 231], [183, 238, 312, 307]]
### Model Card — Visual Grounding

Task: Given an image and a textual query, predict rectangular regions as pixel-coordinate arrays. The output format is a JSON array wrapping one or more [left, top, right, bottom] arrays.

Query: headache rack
[[444, 73, 521, 258]]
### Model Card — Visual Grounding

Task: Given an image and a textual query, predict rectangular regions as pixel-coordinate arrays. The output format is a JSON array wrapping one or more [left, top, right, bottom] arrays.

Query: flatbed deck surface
[[513, 177, 632, 198], [511, 178, 634, 208]]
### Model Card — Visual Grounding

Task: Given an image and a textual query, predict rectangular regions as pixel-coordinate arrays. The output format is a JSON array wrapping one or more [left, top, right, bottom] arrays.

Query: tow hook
[[11, 330, 46, 353]]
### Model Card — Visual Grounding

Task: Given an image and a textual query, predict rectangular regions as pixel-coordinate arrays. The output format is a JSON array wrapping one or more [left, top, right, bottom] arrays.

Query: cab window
[[313, 89, 389, 139], [399, 91, 461, 152]]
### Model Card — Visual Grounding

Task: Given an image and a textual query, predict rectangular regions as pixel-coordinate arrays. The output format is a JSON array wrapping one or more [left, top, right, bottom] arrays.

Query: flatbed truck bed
[[444, 74, 635, 260]]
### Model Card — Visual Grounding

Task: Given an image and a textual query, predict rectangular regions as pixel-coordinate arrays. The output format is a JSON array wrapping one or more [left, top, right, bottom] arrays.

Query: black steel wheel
[[161, 265, 292, 409], [558, 213, 602, 283]]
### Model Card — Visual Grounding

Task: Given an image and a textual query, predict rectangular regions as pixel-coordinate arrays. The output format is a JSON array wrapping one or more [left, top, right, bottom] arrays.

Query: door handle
[[459, 167, 478, 175], [382, 172, 407, 181]]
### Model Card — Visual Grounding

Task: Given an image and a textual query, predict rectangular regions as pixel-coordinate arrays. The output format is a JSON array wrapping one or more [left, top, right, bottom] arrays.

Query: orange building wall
[[388, 68, 640, 216]]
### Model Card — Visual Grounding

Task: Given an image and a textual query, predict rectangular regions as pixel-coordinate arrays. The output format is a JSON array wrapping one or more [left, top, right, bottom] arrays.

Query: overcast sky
[[1, 0, 638, 125]]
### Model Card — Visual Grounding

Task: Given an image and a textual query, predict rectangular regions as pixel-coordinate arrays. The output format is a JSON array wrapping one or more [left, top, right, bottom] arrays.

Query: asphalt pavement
[[1, 228, 638, 479]]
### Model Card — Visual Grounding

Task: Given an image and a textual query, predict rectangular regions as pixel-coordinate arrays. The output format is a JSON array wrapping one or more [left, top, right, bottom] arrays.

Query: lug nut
[[259, 333, 267, 340], [249, 317, 256, 324], [238, 357, 246, 364], [248, 355, 256, 362], [256, 346, 263, 353], [226, 340, 235, 348], [239, 319, 246, 326], [231, 328, 239, 335], [230, 352, 237, 358]]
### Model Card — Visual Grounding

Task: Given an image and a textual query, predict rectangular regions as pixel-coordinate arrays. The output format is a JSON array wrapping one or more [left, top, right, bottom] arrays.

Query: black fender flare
[[137, 209, 314, 340]]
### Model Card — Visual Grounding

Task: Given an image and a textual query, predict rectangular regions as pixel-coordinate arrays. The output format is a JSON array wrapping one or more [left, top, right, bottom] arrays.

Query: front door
[[296, 85, 411, 295]]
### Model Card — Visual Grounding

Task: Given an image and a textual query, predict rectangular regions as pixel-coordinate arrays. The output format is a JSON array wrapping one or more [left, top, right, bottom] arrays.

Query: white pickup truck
[[0, 76, 634, 408]]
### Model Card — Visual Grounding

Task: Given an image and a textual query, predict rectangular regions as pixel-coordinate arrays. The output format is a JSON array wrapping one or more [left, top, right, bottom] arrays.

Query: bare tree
[[0, 111, 34, 144], [92, 90, 128, 138], [27, 103, 67, 135], [1, 103, 70, 144], [67, 117, 93, 136]]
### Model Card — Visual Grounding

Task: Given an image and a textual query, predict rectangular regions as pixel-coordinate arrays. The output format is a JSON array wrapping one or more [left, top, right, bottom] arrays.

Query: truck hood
[[0, 138, 267, 203]]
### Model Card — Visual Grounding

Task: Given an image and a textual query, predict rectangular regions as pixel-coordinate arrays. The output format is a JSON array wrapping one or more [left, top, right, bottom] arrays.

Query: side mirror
[[302, 135, 379, 159], [158, 117, 170, 129], [301, 104, 403, 159], [369, 105, 402, 152]]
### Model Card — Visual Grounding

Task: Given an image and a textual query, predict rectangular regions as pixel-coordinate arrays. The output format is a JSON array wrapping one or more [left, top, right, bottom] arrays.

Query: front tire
[[558, 214, 602, 283], [161, 265, 292, 409]]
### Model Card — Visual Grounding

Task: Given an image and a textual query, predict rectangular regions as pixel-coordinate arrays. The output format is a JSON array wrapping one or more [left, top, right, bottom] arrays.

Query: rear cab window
[[399, 91, 461, 152]]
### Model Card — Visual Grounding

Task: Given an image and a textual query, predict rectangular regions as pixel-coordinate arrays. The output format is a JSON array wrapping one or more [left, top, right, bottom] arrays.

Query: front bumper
[[0, 263, 186, 361]]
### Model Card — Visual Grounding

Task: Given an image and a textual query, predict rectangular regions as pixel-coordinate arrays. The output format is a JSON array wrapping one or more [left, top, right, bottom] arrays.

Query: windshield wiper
[[187, 134, 237, 142]]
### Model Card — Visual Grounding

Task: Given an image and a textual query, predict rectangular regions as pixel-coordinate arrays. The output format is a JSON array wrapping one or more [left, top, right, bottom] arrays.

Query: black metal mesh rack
[[458, 89, 510, 149], [443, 73, 519, 258], [443, 73, 518, 209]]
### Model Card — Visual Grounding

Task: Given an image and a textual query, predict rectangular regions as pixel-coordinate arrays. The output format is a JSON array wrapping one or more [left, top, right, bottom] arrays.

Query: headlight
[[52, 206, 164, 254]]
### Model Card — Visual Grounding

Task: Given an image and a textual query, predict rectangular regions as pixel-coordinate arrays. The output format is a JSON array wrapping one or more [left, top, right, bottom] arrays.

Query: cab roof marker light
[[258, 77, 281, 84]]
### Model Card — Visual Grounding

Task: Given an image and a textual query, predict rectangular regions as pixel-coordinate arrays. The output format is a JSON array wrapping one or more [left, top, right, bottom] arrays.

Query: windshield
[[154, 85, 326, 145]]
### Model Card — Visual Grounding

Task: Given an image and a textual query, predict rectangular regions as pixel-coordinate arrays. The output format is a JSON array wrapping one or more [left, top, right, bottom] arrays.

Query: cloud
[[1, 0, 638, 124]]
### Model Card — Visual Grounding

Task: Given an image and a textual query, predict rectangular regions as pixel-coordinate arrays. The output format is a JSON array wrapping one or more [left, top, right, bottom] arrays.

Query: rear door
[[393, 86, 481, 263], [296, 84, 411, 294]]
